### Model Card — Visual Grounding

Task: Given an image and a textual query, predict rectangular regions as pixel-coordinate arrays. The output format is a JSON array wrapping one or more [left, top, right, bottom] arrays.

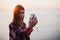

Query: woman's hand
[[25, 15, 38, 33], [29, 16, 38, 28]]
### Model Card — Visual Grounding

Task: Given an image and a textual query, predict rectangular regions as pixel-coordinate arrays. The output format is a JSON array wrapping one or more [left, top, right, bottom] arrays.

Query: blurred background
[[0, 0, 60, 40]]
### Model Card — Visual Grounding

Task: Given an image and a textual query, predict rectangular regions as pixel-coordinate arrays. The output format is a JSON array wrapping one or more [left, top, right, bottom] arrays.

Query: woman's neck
[[19, 21, 24, 27], [19, 20, 24, 24]]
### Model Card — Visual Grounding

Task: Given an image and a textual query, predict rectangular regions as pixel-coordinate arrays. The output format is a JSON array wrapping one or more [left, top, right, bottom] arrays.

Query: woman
[[9, 5, 38, 40]]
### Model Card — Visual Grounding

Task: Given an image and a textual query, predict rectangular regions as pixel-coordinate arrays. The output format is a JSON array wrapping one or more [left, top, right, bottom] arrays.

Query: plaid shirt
[[9, 22, 30, 40]]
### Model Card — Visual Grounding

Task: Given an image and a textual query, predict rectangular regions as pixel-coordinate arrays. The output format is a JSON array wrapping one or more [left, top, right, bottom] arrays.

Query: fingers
[[29, 16, 38, 27], [32, 17, 38, 24]]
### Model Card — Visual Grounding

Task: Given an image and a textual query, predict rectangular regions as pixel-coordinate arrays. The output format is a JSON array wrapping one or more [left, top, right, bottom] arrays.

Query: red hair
[[13, 5, 25, 24]]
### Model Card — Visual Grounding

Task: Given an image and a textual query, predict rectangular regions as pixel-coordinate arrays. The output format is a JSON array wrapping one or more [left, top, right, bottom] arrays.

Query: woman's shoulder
[[9, 22, 15, 28]]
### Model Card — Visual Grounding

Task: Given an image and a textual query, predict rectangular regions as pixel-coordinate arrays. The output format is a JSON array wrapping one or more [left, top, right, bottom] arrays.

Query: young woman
[[9, 5, 38, 40]]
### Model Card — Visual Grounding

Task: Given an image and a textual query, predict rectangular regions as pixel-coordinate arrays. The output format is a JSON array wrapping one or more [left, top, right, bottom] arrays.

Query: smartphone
[[30, 14, 35, 20]]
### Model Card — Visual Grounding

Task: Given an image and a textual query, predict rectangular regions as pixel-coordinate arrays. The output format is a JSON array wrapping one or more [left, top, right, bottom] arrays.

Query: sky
[[0, 0, 60, 40], [0, 0, 60, 11]]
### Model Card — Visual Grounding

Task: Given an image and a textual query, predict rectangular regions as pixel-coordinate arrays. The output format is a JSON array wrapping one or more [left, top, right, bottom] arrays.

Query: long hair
[[13, 5, 25, 24]]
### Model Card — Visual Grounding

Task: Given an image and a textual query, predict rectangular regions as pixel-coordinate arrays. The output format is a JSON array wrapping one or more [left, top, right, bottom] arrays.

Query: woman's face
[[19, 10, 25, 21]]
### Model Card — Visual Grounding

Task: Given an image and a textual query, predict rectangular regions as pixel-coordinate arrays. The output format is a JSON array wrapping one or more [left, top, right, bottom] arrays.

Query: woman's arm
[[20, 26, 33, 35], [24, 15, 38, 34], [27, 28, 33, 35]]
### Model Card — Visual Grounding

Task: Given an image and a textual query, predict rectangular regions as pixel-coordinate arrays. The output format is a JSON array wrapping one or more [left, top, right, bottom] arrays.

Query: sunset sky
[[0, 0, 60, 11]]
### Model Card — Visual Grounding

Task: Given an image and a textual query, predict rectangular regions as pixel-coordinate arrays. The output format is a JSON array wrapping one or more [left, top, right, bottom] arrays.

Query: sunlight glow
[[0, 0, 60, 11]]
